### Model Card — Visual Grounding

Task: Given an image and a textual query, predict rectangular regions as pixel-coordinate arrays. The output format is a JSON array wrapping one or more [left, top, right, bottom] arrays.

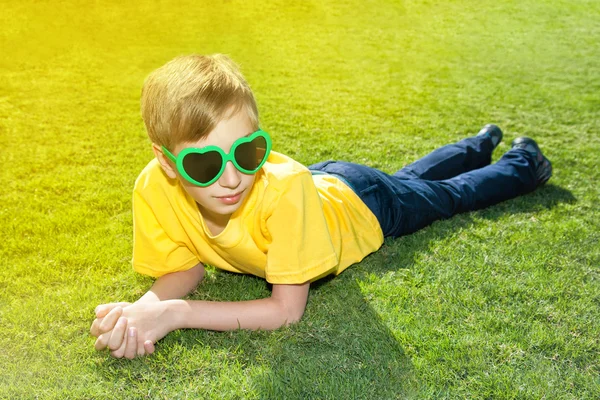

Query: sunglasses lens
[[234, 135, 268, 172], [182, 151, 223, 184]]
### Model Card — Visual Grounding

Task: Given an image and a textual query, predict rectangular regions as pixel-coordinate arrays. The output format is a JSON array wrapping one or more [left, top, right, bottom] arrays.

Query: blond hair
[[141, 54, 259, 149]]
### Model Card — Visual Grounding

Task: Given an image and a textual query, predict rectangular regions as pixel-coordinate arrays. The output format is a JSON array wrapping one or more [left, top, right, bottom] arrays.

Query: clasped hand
[[90, 302, 172, 359]]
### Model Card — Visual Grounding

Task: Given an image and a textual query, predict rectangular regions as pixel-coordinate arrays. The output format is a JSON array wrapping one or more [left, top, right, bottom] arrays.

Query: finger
[[94, 333, 110, 351], [124, 327, 137, 360], [144, 340, 155, 355], [90, 318, 102, 337], [137, 334, 146, 358], [95, 302, 130, 318], [110, 336, 127, 359], [98, 307, 123, 333], [107, 317, 128, 351]]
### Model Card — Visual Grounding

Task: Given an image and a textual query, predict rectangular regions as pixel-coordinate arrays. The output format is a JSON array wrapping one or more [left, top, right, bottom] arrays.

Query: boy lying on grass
[[90, 54, 552, 359]]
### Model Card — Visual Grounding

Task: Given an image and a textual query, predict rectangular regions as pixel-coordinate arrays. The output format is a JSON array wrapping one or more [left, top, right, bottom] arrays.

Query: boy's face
[[159, 109, 259, 229]]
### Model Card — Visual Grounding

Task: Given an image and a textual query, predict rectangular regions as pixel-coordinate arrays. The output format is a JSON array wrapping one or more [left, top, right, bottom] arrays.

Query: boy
[[90, 54, 552, 359]]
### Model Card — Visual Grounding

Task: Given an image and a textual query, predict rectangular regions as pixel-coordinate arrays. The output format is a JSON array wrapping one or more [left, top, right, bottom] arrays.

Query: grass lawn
[[1, 0, 599, 398]]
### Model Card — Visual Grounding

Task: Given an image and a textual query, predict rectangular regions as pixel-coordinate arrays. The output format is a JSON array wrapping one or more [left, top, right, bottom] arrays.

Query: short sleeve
[[132, 189, 200, 277], [265, 172, 339, 284]]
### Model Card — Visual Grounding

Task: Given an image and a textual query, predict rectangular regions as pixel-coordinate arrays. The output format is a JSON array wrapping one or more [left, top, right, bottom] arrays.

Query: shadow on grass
[[342, 183, 576, 280], [474, 183, 577, 219], [95, 276, 418, 399], [234, 279, 418, 399], [95, 184, 573, 398], [220, 184, 575, 398]]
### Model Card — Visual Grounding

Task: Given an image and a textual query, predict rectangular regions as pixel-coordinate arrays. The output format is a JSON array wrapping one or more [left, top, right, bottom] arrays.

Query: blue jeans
[[308, 134, 539, 237]]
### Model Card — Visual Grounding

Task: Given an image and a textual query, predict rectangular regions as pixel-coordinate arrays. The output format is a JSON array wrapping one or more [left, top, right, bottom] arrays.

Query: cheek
[[241, 173, 257, 187], [179, 178, 212, 202]]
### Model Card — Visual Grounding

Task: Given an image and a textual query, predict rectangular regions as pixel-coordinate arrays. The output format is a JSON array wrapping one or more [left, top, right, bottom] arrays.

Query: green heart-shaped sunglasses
[[162, 130, 272, 187]]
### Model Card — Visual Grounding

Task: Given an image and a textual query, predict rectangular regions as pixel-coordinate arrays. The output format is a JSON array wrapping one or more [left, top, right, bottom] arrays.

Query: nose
[[218, 161, 241, 189]]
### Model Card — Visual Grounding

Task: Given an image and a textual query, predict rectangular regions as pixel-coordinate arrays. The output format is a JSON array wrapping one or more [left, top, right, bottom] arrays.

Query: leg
[[434, 148, 538, 214], [394, 127, 499, 181], [310, 160, 455, 236], [309, 148, 539, 237], [391, 149, 539, 236]]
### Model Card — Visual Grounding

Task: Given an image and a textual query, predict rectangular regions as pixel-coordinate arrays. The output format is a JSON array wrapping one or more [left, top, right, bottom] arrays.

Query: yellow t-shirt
[[132, 151, 384, 284]]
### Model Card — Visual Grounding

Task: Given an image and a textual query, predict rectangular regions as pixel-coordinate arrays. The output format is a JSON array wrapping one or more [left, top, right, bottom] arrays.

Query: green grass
[[1, 0, 599, 398]]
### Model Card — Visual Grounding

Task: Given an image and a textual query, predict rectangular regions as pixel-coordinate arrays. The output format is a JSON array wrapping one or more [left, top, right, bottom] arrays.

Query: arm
[[121, 281, 309, 334], [169, 281, 310, 331], [94, 281, 310, 358], [136, 262, 205, 303]]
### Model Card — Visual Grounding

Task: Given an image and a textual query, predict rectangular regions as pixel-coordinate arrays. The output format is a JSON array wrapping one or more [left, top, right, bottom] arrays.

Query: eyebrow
[[179, 130, 259, 151], [245, 128, 262, 137]]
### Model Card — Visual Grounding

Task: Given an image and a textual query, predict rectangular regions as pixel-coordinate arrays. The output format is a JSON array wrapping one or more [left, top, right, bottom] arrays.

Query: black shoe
[[477, 124, 503, 149], [511, 137, 553, 185]]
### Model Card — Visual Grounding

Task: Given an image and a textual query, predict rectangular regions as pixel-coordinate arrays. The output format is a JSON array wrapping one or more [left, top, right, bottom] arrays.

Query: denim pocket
[[307, 160, 337, 171]]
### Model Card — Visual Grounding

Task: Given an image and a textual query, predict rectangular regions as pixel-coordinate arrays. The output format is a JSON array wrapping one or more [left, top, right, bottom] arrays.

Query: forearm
[[165, 282, 310, 331], [137, 263, 205, 304], [167, 298, 295, 331]]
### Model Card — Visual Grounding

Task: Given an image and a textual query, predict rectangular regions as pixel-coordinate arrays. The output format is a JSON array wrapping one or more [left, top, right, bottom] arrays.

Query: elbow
[[270, 281, 310, 329], [281, 304, 305, 327], [284, 314, 303, 327], [256, 302, 304, 331]]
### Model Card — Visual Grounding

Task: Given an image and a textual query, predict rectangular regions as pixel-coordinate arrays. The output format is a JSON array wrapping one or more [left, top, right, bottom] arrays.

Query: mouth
[[215, 190, 244, 205]]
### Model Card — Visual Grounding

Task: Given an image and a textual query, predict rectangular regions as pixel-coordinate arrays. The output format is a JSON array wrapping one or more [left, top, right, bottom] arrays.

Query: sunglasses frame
[[161, 130, 272, 187]]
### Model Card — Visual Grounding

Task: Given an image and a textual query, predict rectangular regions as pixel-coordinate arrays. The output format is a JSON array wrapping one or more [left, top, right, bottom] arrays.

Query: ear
[[152, 143, 178, 180]]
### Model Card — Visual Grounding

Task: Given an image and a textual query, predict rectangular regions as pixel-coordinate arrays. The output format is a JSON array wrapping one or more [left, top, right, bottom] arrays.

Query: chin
[[219, 202, 242, 214]]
